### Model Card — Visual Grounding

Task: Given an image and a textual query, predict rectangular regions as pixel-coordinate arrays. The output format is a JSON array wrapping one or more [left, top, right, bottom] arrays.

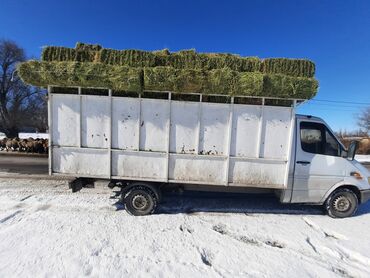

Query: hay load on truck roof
[[16, 43, 370, 218], [18, 42, 318, 99]]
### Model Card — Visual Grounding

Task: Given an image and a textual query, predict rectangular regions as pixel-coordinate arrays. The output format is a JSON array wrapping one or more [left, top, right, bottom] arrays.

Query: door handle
[[297, 161, 310, 165]]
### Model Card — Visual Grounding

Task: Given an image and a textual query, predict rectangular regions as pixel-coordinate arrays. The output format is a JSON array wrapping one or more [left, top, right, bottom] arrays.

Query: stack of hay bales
[[18, 42, 318, 99]]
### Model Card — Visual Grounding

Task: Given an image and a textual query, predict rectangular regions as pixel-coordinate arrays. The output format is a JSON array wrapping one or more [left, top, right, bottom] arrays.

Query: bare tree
[[0, 39, 47, 137], [357, 107, 370, 135]]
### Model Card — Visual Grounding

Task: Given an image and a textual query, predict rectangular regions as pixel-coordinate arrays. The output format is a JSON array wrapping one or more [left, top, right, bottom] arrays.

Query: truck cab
[[283, 114, 370, 217]]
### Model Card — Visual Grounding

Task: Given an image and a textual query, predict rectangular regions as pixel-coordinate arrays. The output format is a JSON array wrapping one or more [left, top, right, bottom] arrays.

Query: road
[[0, 153, 48, 175], [0, 153, 369, 176]]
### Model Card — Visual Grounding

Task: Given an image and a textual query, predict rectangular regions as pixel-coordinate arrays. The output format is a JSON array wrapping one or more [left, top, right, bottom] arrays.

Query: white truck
[[48, 86, 370, 217]]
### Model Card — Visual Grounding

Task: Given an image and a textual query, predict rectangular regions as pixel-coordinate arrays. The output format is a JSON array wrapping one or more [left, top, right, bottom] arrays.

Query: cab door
[[291, 119, 346, 203]]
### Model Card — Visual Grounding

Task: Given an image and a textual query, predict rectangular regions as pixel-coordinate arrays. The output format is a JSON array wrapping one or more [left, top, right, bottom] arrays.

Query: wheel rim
[[132, 194, 149, 211], [333, 195, 351, 212]]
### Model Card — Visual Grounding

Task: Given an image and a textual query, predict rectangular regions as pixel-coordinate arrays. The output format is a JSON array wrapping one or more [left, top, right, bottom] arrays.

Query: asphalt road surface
[[0, 153, 48, 175], [0, 153, 369, 176]]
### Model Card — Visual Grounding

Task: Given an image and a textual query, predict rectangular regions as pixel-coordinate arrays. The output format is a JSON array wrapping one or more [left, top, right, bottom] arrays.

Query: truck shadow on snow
[[150, 191, 370, 217]]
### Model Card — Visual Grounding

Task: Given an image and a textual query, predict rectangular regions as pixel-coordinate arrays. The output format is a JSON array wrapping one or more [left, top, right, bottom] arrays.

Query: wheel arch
[[121, 181, 162, 201], [321, 183, 361, 204]]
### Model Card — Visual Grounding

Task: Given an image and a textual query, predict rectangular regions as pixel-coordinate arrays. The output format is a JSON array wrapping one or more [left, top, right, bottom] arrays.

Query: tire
[[124, 187, 157, 216], [325, 188, 358, 218]]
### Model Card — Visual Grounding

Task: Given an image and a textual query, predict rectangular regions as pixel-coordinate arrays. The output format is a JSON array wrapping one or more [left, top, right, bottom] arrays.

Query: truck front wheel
[[124, 187, 157, 216], [325, 188, 358, 218]]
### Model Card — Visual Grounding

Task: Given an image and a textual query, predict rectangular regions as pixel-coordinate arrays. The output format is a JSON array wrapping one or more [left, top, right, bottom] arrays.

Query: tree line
[[0, 39, 47, 137]]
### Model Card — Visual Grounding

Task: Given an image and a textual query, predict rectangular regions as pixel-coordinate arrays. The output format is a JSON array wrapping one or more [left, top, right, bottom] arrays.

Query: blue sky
[[1, 0, 369, 132]]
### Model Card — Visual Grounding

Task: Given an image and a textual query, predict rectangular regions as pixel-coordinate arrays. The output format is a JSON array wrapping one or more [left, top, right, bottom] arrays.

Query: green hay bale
[[238, 72, 265, 95], [144, 67, 264, 95], [100, 49, 158, 67], [41, 47, 76, 62], [262, 74, 318, 99], [40, 43, 316, 78], [75, 42, 102, 51], [143, 67, 205, 93], [18, 61, 143, 92], [41, 46, 99, 63], [262, 58, 315, 78], [18, 61, 318, 99]]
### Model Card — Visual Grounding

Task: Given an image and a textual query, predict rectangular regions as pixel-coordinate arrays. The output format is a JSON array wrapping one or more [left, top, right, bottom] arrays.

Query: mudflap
[[69, 178, 95, 192]]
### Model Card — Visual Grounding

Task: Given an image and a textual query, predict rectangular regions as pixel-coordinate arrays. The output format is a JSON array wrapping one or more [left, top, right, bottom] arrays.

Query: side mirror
[[347, 141, 359, 161]]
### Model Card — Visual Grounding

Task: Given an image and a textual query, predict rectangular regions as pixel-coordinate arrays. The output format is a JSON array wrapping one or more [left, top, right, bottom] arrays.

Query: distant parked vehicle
[[48, 86, 370, 218]]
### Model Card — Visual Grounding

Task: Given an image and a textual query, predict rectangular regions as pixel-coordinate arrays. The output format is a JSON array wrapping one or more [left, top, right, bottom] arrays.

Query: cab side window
[[300, 122, 340, 156]]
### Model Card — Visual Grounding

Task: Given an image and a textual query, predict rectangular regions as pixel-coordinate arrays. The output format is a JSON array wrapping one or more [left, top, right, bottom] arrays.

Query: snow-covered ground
[[356, 155, 370, 163], [1, 179, 370, 277]]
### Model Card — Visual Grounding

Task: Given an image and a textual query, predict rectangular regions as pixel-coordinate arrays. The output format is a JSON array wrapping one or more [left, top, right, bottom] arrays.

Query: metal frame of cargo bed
[[47, 85, 306, 189]]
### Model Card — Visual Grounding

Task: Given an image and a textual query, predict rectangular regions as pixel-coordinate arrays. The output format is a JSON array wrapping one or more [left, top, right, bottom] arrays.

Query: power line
[[303, 102, 368, 108], [310, 99, 370, 105], [303, 102, 366, 110]]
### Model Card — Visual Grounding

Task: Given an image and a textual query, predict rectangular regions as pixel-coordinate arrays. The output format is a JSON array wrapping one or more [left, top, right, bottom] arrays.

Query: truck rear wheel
[[124, 187, 157, 216], [325, 188, 358, 218]]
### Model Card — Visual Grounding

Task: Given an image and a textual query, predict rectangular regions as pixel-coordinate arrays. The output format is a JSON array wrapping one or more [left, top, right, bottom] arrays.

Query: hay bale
[[100, 49, 158, 67], [262, 74, 318, 99], [18, 61, 143, 92], [262, 58, 315, 78], [41, 46, 99, 63], [75, 42, 102, 51], [41, 46, 77, 62], [40, 43, 316, 78], [18, 61, 318, 99], [144, 67, 265, 95]]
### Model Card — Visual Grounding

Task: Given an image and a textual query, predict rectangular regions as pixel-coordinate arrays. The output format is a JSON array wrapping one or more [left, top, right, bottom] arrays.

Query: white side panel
[[53, 147, 109, 176], [81, 96, 110, 148], [169, 154, 226, 184], [230, 105, 261, 157], [52, 94, 80, 147], [112, 151, 167, 179], [140, 99, 169, 152], [261, 106, 292, 159], [199, 103, 229, 155], [229, 158, 286, 187], [112, 97, 140, 150], [170, 101, 199, 154]]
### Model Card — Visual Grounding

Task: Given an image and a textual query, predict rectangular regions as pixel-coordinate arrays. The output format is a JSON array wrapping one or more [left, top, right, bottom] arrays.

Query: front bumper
[[360, 189, 370, 204]]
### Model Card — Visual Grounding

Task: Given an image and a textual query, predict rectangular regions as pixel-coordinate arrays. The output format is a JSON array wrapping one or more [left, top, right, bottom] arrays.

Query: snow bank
[[355, 155, 370, 163], [1, 179, 370, 277], [18, 133, 49, 139]]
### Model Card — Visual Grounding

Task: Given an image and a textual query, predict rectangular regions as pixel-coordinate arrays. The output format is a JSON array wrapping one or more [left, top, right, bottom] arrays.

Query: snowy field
[[355, 155, 370, 163], [1, 179, 370, 277]]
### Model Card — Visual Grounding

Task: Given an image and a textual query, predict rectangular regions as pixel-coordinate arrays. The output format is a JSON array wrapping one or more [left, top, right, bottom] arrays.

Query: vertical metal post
[[196, 94, 202, 154], [78, 87, 82, 148], [108, 89, 112, 178], [47, 86, 52, 175], [256, 97, 265, 158], [283, 99, 297, 188], [137, 93, 142, 151], [165, 93, 172, 181], [224, 97, 234, 185]]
